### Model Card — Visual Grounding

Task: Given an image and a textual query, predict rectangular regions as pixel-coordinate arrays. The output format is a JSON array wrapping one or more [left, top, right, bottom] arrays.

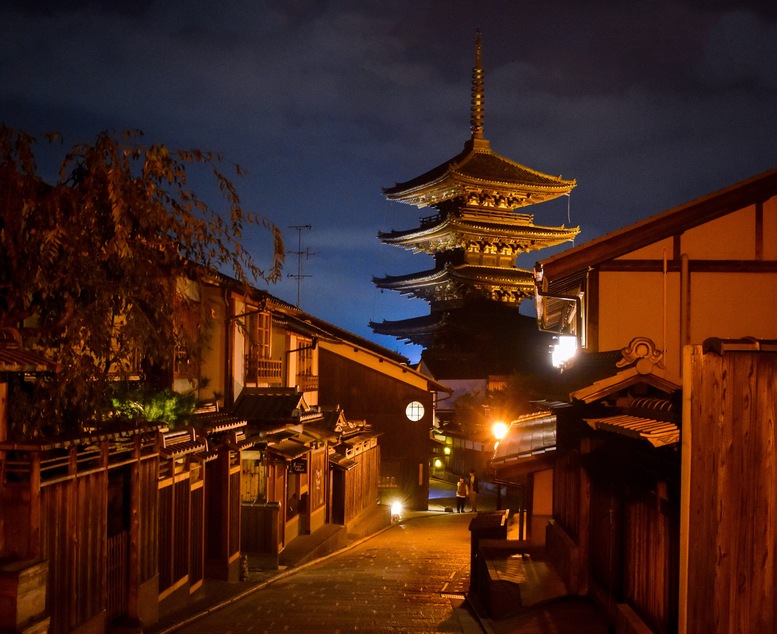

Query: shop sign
[[290, 458, 307, 473]]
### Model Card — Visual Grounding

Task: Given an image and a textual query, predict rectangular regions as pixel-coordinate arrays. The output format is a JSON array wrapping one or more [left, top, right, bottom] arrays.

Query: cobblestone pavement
[[175, 512, 482, 633]]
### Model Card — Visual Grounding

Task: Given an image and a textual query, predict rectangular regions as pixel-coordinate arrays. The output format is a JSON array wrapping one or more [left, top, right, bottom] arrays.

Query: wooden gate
[[106, 531, 129, 621]]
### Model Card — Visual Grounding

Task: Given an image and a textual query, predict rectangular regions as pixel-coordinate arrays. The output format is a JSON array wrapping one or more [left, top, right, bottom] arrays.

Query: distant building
[[372, 32, 577, 377], [372, 32, 577, 478]]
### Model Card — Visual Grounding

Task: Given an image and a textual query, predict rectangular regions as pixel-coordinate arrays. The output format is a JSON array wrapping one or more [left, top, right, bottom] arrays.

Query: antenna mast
[[287, 224, 315, 308]]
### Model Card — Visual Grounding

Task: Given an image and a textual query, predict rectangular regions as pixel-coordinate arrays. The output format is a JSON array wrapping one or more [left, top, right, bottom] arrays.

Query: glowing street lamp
[[492, 421, 508, 442], [551, 335, 578, 368]]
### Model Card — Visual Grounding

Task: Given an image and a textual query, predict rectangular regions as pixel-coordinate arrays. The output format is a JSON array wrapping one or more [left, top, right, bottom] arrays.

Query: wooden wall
[[341, 444, 380, 525], [41, 468, 106, 633], [551, 411, 679, 632], [0, 433, 160, 634], [622, 486, 677, 632], [319, 349, 432, 509], [685, 346, 777, 633]]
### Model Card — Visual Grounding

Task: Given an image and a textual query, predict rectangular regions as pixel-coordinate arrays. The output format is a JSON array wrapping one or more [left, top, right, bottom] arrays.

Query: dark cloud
[[1, 1, 776, 361]]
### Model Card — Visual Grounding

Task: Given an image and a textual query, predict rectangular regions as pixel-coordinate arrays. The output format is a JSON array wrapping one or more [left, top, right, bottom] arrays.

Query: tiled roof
[[188, 411, 247, 433], [492, 412, 557, 464], [329, 452, 358, 470], [584, 415, 680, 448], [456, 151, 572, 187], [384, 140, 575, 206], [160, 429, 207, 457], [267, 438, 309, 460], [231, 387, 308, 423], [373, 263, 534, 291], [377, 215, 578, 251], [0, 345, 60, 373]]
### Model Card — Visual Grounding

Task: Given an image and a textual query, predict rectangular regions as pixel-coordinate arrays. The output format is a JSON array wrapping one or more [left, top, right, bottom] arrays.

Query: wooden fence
[[0, 427, 160, 633], [684, 345, 777, 633]]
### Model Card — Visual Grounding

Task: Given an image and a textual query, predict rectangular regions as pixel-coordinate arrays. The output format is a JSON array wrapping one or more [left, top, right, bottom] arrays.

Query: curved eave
[[373, 267, 451, 290], [374, 264, 534, 287], [369, 313, 444, 337], [384, 140, 575, 208], [373, 264, 535, 303], [385, 174, 574, 209], [451, 264, 535, 286], [378, 217, 580, 253]]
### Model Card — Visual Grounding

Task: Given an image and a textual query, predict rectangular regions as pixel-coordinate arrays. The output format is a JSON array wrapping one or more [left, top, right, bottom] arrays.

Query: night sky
[[2, 1, 776, 363]]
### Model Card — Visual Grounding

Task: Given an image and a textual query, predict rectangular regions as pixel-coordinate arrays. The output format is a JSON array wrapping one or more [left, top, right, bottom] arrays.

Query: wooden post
[[29, 452, 42, 561], [127, 434, 141, 620], [578, 437, 591, 595]]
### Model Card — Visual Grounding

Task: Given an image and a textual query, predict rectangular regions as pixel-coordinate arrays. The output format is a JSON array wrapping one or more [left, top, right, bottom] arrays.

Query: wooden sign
[[289, 458, 307, 473]]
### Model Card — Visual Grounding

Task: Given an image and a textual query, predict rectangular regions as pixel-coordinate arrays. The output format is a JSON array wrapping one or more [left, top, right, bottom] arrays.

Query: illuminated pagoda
[[371, 32, 579, 375]]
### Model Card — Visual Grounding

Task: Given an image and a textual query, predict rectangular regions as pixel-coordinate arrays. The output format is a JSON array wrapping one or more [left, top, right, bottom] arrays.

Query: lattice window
[[247, 311, 272, 360]]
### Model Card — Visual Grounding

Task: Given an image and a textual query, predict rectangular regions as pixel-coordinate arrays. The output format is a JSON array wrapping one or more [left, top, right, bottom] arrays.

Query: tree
[[0, 127, 284, 437]]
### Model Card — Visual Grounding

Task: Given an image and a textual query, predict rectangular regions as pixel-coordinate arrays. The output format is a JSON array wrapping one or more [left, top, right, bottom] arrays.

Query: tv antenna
[[288, 224, 316, 308]]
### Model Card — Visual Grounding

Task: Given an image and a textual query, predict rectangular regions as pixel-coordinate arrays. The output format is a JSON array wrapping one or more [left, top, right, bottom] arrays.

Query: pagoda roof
[[378, 208, 579, 254], [373, 263, 535, 304], [369, 313, 441, 347], [383, 138, 576, 209], [371, 304, 556, 370]]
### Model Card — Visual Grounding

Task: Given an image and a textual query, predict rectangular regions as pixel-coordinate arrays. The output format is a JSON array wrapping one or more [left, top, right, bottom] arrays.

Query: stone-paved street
[[176, 512, 480, 633]]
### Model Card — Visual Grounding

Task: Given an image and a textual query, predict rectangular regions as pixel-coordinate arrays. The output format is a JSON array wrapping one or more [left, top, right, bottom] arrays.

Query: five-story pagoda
[[371, 32, 579, 375]]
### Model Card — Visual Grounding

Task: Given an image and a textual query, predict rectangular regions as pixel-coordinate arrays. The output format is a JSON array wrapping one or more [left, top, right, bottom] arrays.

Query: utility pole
[[288, 224, 315, 308]]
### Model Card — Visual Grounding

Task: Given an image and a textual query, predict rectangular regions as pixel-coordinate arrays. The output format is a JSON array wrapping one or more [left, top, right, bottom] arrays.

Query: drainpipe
[[223, 289, 234, 408], [678, 343, 693, 633], [679, 253, 690, 377], [662, 248, 667, 360]]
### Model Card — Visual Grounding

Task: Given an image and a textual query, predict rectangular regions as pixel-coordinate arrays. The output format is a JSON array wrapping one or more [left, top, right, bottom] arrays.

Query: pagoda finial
[[470, 29, 485, 140]]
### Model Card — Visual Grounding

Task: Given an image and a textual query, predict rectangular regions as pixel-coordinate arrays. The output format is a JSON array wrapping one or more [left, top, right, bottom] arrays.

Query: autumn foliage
[[0, 127, 284, 436]]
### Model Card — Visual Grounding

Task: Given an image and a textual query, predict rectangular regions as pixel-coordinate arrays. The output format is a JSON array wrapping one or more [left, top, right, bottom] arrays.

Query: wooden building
[[192, 278, 446, 511], [0, 409, 250, 633], [1, 261, 445, 631], [233, 387, 327, 560], [490, 410, 557, 544], [316, 337, 449, 509], [318, 408, 381, 527], [528, 168, 777, 632], [534, 167, 777, 377]]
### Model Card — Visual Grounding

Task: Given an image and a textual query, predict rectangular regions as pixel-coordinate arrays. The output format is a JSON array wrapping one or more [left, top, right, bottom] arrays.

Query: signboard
[[289, 458, 307, 473]]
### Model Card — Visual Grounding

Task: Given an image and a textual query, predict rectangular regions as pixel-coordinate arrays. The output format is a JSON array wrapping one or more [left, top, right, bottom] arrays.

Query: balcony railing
[[246, 357, 283, 384], [296, 373, 319, 392], [419, 213, 441, 227]]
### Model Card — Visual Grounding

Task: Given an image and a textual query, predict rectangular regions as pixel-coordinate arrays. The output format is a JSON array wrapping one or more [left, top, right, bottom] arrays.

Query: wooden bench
[[478, 539, 529, 618]]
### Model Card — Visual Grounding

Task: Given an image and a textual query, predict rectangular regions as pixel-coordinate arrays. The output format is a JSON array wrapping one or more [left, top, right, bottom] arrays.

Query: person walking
[[468, 469, 479, 512], [455, 477, 468, 513]]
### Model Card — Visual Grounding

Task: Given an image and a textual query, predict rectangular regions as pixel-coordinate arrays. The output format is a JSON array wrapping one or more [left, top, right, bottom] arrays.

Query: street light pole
[[491, 421, 508, 510]]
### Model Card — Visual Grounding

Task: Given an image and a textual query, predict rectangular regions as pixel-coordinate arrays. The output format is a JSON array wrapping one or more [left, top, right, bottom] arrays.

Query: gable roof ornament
[[569, 337, 681, 404], [616, 336, 665, 374]]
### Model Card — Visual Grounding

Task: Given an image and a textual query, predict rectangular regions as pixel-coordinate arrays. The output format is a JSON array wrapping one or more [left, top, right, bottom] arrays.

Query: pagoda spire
[[470, 29, 485, 141]]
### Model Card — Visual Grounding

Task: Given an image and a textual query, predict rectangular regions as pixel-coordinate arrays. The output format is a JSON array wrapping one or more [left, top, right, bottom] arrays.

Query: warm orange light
[[492, 421, 508, 440]]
